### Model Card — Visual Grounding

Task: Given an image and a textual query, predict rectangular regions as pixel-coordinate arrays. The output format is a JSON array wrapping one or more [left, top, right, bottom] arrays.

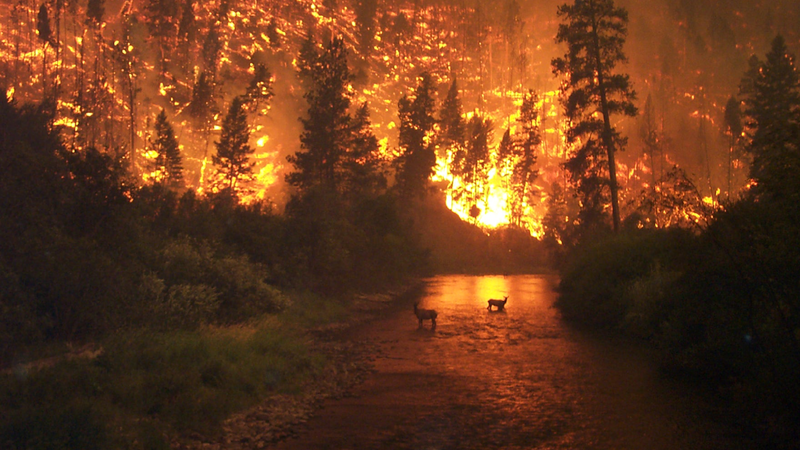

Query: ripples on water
[[393, 274, 749, 450]]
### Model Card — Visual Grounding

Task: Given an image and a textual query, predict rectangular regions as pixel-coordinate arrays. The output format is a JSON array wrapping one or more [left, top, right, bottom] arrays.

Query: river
[[271, 274, 753, 449]]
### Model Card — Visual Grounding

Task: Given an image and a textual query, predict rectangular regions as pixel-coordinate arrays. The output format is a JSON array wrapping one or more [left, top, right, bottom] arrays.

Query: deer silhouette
[[487, 296, 508, 311], [414, 302, 437, 329]]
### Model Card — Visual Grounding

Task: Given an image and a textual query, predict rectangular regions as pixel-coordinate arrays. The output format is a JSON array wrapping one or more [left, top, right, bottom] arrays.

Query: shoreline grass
[[0, 312, 327, 449]]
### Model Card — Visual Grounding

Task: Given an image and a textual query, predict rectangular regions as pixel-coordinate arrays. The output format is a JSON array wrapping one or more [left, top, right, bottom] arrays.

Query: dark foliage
[[394, 72, 437, 201], [552, 0, 637, 232], [212, 96, 254, 193]]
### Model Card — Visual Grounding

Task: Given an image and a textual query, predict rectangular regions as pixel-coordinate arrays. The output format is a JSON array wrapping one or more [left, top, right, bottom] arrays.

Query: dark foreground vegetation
[[556, 36, 800, 449], [0, 90, 542, 448], [557, 212, 800, 448]]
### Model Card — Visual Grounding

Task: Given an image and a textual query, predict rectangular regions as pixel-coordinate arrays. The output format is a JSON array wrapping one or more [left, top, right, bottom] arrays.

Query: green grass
[[0, 321, 325, 449]]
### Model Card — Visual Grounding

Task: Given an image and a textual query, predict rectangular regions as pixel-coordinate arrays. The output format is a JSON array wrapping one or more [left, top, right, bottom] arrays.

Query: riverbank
[[0, 286, 418, 449], [172, 287, 418, 449]]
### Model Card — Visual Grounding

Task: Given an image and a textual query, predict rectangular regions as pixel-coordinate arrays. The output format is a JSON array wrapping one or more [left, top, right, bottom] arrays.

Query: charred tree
[[723, 95, 743, 200]]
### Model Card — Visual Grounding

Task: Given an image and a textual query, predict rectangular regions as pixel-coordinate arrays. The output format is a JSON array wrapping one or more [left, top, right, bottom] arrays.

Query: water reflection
[[401, 274, 748, 449], [276, 275, 751, 450]]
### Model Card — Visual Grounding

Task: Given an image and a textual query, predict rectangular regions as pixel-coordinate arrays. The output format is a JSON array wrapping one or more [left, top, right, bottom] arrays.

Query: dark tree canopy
[[287, 35, 354, 193], [177, 0, 196, 45], [86, 0, 105, 26], [739, 35, 800, 201], [188, 71, 216, 131], [461, 114, 493, 217], [394, 72, 437, 200], [36, 3, 54, 48], [552, 0, 637, 233], [287, 34, 384, 203], [439, 78, 466, 157]]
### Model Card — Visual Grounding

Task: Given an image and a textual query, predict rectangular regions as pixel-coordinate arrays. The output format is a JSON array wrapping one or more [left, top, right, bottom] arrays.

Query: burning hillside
[[1, 0, 798, 235]]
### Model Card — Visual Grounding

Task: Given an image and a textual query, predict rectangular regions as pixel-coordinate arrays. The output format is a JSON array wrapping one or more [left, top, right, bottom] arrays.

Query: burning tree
[[552, 0, 637, 233], [243, 63, 274, 117]]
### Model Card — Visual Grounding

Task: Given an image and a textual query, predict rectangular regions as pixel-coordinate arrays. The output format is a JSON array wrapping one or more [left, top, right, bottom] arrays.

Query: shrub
[[556, 228, 694, 329], [154, 236, 288, 323]]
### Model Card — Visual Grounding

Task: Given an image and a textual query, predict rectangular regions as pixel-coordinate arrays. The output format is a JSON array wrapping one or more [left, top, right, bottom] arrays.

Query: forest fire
[[5, 1, 800, 448], [0, 0, 790, 237]]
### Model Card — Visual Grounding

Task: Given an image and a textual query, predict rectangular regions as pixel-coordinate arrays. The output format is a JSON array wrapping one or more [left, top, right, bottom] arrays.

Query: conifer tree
[[508, 90, 540, 226], [287, 36, 354, 193], [37, 3, 55, 95], [287, 34, 385, 206], [639, 94, 660, 190], [213, 96, 254, 193], [438, 78, 466, 205], [394, 72, 437, 200], [552, 0, 637, 232], [202, 28, 221, 77], [150, 109, 183, 188], [188, 70, 217, 158], [739, 35, 800, 201], [344, 102, 386, 199], [244, 63, 274, 116], [462, 114, 493, 219], [496, 128, 516, 222], [36, 4, 54, 48], [176, 0, 196, 71]]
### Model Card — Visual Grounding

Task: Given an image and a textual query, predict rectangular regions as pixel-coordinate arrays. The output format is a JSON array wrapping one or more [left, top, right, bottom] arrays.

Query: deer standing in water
[[487, 296, 508, 311], [414, 302, 437, 329]]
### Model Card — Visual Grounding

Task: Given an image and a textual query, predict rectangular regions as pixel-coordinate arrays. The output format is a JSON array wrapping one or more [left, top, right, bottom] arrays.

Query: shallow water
[[273, 275, 752, 449]]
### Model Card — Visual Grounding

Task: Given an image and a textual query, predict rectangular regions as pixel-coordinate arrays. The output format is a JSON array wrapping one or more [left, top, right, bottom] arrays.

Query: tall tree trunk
[[590, 15, 621, 233]]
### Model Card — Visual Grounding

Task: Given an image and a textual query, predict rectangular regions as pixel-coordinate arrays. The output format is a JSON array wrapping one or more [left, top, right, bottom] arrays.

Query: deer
[[413, 302, 437, 330], [487, 296, 508, 311]]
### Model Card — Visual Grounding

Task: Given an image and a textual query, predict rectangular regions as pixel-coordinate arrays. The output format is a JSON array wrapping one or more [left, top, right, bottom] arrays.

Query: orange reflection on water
[[422, 275, 556, 312]]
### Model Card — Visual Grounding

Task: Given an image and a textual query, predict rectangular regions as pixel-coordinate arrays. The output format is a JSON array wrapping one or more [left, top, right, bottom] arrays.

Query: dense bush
[[555, 199, 800, 446], [0, 96, 426, 361], [555, 228, 694, 328]]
